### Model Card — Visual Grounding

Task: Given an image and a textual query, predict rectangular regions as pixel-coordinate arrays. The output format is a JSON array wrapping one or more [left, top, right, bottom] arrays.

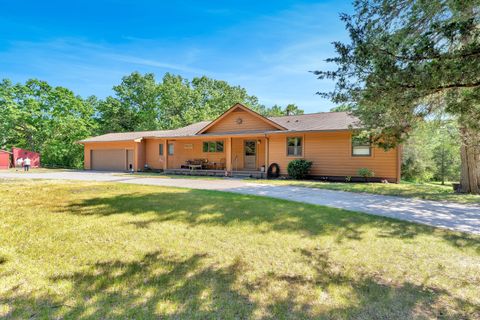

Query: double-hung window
[[287, 137, 302, 156], [202, 141, 224, 153], [352, 135, 371, 156]]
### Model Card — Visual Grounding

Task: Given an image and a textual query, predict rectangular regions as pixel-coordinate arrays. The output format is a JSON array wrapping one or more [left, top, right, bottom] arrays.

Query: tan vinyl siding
[[144, 137, 266, 171], [84, 131, 398, 180], [231, 138, 244, 170], [135, 140, 146, 171], [268, 132, 398, 180], [145, 138, 167, 170], [204, 110, 279, 133], [230, 138, 266, 171], [146, 138, 227, 170], [84, 141, 136, 170]]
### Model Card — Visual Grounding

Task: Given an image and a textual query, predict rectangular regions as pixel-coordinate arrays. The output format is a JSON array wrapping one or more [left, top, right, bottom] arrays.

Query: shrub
[[287, 159, 313, 179], [357, 168, 375, 182]]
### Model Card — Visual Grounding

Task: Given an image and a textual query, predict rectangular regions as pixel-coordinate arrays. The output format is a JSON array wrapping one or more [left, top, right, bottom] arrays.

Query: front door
[[244, 140, 257, 170]]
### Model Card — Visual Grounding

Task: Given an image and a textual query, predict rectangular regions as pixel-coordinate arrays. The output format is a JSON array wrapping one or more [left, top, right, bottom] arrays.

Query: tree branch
[[376, 47, 480, 62], [400, 80, 480, 92]]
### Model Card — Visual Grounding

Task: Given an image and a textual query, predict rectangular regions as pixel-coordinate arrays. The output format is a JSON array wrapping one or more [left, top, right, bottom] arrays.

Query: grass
[[249, 179, 480, 204], [0, 179, 479, 319]]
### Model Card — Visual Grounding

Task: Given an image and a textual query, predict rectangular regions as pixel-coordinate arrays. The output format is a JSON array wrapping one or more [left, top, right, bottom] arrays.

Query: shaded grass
[[0, 180, 479, 319], [250, 179, 480, 204]]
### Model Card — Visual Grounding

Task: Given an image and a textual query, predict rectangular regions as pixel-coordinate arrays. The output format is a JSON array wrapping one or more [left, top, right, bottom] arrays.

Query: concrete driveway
[[1, 170, 479, 235]]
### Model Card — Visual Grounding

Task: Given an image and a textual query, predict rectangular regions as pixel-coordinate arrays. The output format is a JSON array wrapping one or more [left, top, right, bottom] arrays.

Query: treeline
[[401, 120, 460, 183], [0, 72, 303, 168]]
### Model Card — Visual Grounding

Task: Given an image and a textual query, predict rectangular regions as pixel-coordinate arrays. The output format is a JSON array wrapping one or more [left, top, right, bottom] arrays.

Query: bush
[[287, 159, 313, 179], [357, 168, 375, 182]]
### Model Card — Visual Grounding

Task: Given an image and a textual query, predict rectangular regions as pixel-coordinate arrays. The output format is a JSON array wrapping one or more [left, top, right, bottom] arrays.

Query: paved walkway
[[1, 171, 479, 234]]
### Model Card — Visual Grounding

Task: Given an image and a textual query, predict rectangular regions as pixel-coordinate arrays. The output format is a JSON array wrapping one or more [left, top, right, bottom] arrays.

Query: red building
[[12, 147, 41, 168], [0, 150, 12, 169]]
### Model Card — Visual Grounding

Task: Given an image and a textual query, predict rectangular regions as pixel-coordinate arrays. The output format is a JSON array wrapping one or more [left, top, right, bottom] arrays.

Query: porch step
[[162, 169, 266, 179], [231, 171, 266, 179], [164, 169, 227, 177]]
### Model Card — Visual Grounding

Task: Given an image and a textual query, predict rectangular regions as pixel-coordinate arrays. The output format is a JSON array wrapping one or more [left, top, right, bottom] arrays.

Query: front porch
[[158, 136, 269, 175]]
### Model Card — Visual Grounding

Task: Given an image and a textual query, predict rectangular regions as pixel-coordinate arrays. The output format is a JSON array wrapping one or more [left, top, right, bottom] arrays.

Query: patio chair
[[217, 158, 226, 170], [181, 160, 192, 169]]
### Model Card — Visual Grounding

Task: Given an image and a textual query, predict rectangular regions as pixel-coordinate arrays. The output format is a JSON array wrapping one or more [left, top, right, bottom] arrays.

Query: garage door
[[91, 149, 126, 171]]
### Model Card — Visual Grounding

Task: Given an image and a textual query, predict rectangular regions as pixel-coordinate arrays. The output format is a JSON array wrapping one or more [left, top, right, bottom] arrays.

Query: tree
[[258, 104, 304, 116], [329, 105, 354, 112], [98, 72, 304, 132], [0, 79, 96, 168], [284, 104, 304, 115], [96, 72, 160, 133], [1, 73, 305, 168], [401, 119, 460, 183], [262, 104, 285, 116], [315, 0, 480, 193], [432, 120, 461, 184], [96, 96, 140, 133], [401, 123, 436, 182]]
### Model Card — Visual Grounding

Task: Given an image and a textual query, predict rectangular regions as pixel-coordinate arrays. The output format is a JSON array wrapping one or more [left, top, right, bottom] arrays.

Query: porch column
[[133, 142, 138, 171], [264, 137, 269, 170], [225, 137, 232, 172]]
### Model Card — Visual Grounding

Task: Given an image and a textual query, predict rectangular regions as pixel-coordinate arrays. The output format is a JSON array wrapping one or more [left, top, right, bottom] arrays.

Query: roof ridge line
[[268, 111, 350, 118]]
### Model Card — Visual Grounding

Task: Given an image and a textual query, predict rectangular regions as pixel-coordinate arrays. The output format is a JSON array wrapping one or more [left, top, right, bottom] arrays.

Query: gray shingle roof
[[79, 112, 359, 143], [268, 112, 360, 131], [79, 121, 211, 143]]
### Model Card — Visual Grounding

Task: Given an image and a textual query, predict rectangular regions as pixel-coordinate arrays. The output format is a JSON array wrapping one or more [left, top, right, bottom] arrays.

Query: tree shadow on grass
[[2, 249, 478, 319], [62, 189, 480, 249], [255, 247, 480, 319], [1, 251, 256, 319], [64, 190, 378, 240]]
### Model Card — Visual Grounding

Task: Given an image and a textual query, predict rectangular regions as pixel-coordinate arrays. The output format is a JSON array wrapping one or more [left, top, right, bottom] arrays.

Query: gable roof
[[79, 108, 360, 143], [268, 111, 359, 132], [196, 103, 287, 134]]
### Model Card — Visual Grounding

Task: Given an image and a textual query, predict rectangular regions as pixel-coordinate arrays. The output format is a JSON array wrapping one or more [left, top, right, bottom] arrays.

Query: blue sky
[[0, 0, 352, 113]]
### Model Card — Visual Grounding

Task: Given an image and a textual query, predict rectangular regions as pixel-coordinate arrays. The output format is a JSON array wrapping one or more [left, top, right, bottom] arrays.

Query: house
[[79, 103, 401, 182]]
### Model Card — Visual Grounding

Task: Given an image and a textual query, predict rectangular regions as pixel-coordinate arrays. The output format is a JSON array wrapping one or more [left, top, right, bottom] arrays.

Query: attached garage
[[91, 149, 134, 171]]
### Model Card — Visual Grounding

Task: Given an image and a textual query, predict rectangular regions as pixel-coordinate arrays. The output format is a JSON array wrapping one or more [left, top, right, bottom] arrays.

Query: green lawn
[[0, 180, 479, 319], [250, 179, 480, 204]]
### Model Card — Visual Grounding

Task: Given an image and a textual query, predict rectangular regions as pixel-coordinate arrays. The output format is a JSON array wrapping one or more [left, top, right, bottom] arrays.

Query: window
[[168, 143, 174, 155], [244, 140, 256, 156], [159, 144, 164, 156], [352, 135, 371, 156], [202, 141, 224, 153], [287, 137, 302, 156]]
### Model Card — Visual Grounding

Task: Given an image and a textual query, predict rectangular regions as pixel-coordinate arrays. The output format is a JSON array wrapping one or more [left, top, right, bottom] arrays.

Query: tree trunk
[[459, 127, 480, 194]]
